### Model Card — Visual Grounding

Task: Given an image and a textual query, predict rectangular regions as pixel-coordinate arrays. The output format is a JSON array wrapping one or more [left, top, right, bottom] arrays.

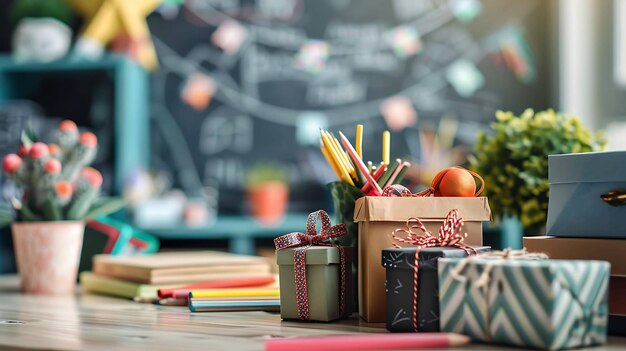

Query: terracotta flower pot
[[12, 221, 85, 295], [247, 182, 289, 225]]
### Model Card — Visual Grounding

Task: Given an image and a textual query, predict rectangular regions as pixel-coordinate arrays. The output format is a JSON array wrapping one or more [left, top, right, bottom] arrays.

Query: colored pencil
[[361, 162, 386, 193], [265, 333, 471, 351], [325, 130, 356, 183], [367, 161, 373, 174], [158, 298, 188, 306], [320, 131, 354, 186], [157, 276, 276, 299], [383, 159, 406, 188], [377, 159, 400, 188], [394, 161, 410, 184], [189, 288, 279, 299], [329, 131, 357, 179], [338, 132, 383, 195], [190, 299, 280, 312], [320, 141, 342, 180], [355, 124, 363, 159], [382, 130, 390, 165]]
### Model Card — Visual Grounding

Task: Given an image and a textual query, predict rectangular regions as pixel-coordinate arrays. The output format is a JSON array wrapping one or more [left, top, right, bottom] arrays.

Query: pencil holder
[[327, 181, 364, 312]]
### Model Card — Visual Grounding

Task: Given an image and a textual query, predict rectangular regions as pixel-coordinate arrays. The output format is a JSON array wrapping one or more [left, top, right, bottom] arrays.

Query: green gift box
[[277, 246, 353, 322], [438, 256, 610, 350]]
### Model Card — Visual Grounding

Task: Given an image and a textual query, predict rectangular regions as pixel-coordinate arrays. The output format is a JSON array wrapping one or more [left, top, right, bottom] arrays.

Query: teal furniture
[[0, 54, 149, 194]]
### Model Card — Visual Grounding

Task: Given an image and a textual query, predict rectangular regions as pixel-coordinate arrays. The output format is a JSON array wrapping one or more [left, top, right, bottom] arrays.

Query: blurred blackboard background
[[0, 0, 555, 214]]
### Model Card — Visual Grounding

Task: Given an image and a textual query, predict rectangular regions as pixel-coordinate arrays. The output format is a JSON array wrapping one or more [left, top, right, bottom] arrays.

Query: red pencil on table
[[157, 276, 276, 299], [265, 333, 470, 351], [338, 132, 383, 196]]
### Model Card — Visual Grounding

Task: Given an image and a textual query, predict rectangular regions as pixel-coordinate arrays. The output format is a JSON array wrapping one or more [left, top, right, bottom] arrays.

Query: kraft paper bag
[[354, 196, 491, 322]]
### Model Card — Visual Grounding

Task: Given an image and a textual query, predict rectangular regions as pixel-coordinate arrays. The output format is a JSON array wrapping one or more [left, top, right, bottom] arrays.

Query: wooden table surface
[[0, 275, 624, 351]]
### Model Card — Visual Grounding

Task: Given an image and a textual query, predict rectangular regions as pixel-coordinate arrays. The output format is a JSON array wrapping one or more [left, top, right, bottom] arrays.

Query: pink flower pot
[[12, 221, 85, 295]]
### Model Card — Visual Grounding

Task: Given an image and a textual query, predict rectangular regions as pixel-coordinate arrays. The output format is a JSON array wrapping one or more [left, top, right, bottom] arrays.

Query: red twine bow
[[274, 210, 348, 320], [391, 208, 477, 331]]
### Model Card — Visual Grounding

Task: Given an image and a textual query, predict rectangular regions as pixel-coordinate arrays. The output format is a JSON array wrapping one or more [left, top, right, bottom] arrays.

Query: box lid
[[354, 196, 491, 222], [549, 151, 626, 184], [276, 246, 352, 265], [382, 246, 490, 270]]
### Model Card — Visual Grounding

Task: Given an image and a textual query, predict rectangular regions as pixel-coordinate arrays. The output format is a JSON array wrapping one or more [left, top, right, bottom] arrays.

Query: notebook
[[80, 272, 177, 299], [92, 251, 272, 284]]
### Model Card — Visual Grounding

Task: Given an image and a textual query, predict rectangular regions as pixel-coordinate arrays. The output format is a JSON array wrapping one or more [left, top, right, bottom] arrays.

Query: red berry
[[55, 180, 73, 199], [48, 143, 61, 156], [79, 132, 98, 148], [29, 142, 49, 159], [17, 145, 29, 157], [2, 154, 22, 174], [43, 159, 62, 174], [59, 120, 78, 133], [81, 167, 103, 188]]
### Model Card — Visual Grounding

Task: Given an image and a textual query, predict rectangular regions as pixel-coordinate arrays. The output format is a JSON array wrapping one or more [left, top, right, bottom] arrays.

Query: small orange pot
[[247, 182, 289, 225], [12, 221, 84, 295]]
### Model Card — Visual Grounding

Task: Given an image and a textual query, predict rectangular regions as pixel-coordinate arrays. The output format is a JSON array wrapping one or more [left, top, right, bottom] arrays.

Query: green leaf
[[20, 129, 38, 147], [19, 203, 41, 221], [83, 197, 126, 220], [43, 198, 62, 221]]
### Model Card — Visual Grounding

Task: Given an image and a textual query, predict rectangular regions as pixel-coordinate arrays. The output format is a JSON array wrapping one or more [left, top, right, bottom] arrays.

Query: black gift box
[[382, 246, 490, 332]]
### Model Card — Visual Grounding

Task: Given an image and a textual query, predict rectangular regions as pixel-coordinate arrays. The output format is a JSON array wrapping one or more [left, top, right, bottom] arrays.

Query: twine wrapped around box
[[389, 208, 478, 331]]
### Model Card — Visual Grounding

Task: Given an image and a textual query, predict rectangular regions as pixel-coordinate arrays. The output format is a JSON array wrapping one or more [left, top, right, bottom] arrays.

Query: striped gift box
[[438, 258, 610, 350]]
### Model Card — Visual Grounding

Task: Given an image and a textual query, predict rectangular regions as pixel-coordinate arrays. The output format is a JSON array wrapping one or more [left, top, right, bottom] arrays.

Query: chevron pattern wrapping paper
[[438, 258, 610, 350]]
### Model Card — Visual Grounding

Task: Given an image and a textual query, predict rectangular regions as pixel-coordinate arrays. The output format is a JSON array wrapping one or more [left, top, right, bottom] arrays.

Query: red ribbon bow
[[274, 210, 348, 320], [391, 208, 477, 331]]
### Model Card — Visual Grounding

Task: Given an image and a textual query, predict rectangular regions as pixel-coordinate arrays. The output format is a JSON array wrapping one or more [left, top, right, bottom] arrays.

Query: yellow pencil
[[321, 131, 355, 186], [382, 130, 390, 165], [356, 124, 363, 159], [327, 131, 356, 174], [189, 288, 280, 299], [320, 140, 342, 180], [325, 131, 357, 181]]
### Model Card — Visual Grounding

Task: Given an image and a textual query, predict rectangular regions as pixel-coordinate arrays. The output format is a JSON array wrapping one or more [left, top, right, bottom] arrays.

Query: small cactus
[[1, 120, 125, 222]]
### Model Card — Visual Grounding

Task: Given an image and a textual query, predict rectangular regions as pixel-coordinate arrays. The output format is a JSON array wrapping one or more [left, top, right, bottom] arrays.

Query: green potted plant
[[1, 120, 124, 295], [245, 163, 289, 225], [471, 109, 605, 235]]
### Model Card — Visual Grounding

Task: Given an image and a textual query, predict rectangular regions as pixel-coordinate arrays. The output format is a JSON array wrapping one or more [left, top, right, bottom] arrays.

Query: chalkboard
[[147, 0, 550, 212]]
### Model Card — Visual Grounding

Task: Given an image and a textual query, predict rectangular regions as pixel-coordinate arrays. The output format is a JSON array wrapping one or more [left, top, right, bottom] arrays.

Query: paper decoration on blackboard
[[380, 96, 418, 132], [445, 59, 484, 97], [181, 73, 217, 111], [449, 0, 482, 22], [487, 26, 536, 83], [387, 25, 422, 58], [295, 40, 330, 74], [296, 112, 328, 146], [211, 20, 247, 54]]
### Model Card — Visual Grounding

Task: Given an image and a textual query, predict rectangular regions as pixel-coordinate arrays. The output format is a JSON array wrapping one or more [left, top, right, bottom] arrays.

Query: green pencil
[[377, 159, 400, 188]]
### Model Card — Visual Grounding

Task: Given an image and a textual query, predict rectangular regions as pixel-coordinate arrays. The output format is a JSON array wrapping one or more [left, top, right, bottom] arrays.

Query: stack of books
[[524, 236, 626, 334], [80, 251, 274, 301]]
